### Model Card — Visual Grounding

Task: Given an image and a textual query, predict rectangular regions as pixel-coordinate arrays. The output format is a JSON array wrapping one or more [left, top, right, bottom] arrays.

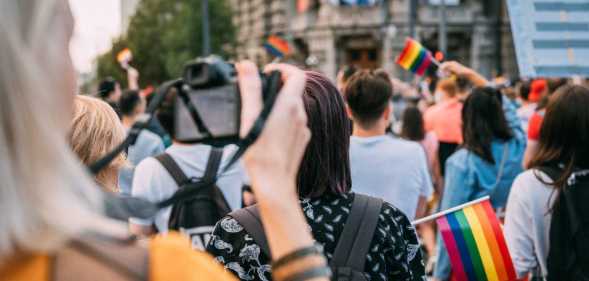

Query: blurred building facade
[[121, 0, 141, 34], [230, 0, 518, 80]]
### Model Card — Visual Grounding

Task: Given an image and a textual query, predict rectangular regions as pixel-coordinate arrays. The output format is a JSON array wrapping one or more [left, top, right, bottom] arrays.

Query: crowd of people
[[2, 1, 589, 281]]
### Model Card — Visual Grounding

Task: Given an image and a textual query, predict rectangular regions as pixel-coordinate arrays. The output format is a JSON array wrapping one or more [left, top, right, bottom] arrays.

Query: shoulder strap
[[203, 147, 223, 183], [155, 153, 189, 186], [228, 206, 271, 257], [332, 193, 383, 271]]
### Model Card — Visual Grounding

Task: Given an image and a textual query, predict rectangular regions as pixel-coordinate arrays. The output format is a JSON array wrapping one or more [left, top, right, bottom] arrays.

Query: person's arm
[[440, 61, 489, 88], [523, 140, 539, 169], [127, 66, 139, 90], [502, 95, 526, 144], [504, 175, 537, 278], [236, 62, 328, 281], [416, 145, 434, 219], [415, 196, 428, 219]]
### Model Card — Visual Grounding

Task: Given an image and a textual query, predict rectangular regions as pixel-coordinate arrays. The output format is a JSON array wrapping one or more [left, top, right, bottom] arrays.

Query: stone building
[[230, 0, 518, 80]]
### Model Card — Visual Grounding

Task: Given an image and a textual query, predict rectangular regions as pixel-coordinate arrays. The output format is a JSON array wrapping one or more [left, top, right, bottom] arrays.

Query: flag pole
[[411, 196, 491, 226]]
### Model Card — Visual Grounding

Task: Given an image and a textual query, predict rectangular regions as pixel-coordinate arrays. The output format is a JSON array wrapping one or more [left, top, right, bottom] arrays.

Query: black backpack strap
[[331, 193, 383, 272], [155, 153, 189, 186], [202, 147, 224, 184], [228, 206, 271, 257]]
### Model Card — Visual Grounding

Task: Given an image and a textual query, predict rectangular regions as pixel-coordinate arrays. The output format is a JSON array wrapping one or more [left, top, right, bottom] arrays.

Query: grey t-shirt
[[349, 135, 433, 220]]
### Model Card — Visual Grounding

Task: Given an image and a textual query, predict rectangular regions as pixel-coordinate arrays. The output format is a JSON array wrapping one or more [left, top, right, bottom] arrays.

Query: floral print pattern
[[206, 192, 426, 281]]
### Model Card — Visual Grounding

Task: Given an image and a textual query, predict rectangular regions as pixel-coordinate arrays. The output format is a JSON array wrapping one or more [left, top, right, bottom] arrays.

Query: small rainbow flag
[[436, 198, 517, 281], [395, 38, 435, 76], [264, 35, 291, 58]]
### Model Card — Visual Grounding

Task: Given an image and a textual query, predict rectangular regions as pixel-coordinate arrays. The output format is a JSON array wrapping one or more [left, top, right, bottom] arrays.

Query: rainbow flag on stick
[[264, 35, 291, 58], [395, 38, 437, 76], [413, 196, 517, 281]]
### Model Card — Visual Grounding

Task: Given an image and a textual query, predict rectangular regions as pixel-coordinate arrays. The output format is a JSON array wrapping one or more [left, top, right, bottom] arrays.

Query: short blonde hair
[[69, 95, 126, 191]]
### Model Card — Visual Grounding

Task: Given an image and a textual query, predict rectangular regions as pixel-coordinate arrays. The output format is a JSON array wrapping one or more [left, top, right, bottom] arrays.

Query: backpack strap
[[229, 206, 272, 257], [202, 147, 224, 184], [155, 153, 189, 186], [331, 193, 383, 272]]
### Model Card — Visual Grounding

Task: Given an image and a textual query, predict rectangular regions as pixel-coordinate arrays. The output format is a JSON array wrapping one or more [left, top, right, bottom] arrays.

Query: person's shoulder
[[150, 233, 236, 281], [513, 169, 552, 191], [141, 130, 164, 145], [446, 148, 469, 166], [135, 156, 163, 173]]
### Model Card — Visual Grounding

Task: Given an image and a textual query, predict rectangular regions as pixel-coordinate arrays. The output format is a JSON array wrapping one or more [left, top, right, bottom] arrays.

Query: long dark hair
[[297, 71, 352, 198], [461, 87, 513, 163], [401, 106, 425, 141], [529, 85, 589, 189]]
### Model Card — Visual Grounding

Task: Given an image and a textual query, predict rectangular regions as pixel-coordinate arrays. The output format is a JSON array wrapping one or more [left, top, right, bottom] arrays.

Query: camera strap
[[221, 71, 282, 173], [88, 79, 183, 175]]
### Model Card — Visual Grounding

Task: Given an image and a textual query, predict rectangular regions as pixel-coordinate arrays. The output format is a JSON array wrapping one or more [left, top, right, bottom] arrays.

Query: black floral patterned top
[[206, 192, 426, 281]]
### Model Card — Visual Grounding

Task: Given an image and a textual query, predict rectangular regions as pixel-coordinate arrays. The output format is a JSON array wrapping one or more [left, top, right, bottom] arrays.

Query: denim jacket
[[433, 96, 526, 280]]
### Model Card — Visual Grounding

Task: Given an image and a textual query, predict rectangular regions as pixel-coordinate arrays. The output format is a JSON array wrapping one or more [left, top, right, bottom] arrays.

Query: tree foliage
[[96, 0, 235, 87]]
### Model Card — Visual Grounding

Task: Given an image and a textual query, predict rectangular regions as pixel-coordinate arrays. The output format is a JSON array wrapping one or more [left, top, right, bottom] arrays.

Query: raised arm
[[236, 61, 329, 281]]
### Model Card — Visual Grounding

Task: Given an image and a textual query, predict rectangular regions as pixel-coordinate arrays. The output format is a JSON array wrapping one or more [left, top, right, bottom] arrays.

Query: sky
[[69, 0, 121, 73]]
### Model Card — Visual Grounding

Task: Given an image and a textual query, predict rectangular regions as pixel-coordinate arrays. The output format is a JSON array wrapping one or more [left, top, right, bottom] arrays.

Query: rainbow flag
[[437, 199, 517, 281], [264, 35, 291, 58], [395, 38, 434, 76]]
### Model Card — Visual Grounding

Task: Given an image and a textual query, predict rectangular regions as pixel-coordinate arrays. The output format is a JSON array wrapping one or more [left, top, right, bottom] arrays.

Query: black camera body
[[172, 56, 280, 145]]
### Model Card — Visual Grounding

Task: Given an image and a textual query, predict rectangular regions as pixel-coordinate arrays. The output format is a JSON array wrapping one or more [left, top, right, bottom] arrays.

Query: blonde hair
[[69, 96, 127, 192], [0, 0, 124, 260]]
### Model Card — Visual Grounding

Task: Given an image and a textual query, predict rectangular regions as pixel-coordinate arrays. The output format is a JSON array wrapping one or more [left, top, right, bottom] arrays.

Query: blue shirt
[[349, 135, 434, 220], [434, 96, 526, 280]]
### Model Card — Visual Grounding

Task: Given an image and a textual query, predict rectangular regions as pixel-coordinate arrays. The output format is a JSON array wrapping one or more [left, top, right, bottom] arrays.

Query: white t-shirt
[[349, 135, 433, 220], [504, 170, 555, 278], [130, 144, 245, 233]]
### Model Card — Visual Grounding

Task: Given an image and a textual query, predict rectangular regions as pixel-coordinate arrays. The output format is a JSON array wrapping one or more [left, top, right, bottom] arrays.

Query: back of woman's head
[[401, 106, 425, 141], [530, 85, 589, 185], [69, 95, 126, 191], [298, 71, 352, 198], [0, 0, 109, 259], [462, 87, 513, 163]]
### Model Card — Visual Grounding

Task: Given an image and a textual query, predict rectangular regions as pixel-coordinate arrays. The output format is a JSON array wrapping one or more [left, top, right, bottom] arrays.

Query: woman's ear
[[383, 103, 393, 122], [345, 104, 355, 120]]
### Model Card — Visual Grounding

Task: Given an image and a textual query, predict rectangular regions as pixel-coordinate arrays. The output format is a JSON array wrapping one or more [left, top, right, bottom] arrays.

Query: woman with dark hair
[[432, 63, 526, 281], [504, 85, 589, 280], [207, 71, 426, 281]]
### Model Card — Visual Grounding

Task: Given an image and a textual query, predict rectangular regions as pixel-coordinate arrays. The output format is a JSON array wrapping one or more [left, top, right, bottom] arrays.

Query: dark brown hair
[[298, 71, 352, 197], [344, 70, 392, 128], [401, 106, 425, 141], [529, 85, 589, 189], [462, 87, 513, 163]]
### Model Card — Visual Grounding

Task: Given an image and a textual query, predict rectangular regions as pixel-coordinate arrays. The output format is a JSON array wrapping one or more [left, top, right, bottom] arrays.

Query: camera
[[170, 56, 281, 145]]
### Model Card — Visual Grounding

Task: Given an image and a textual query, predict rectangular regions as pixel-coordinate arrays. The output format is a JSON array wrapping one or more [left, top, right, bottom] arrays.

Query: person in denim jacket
[[432, 62, 526, 281]]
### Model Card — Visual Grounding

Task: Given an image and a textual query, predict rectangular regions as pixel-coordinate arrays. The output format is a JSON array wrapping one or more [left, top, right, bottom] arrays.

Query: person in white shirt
[[504, 85, 589, 279], [344, 70, 433, 220], [118, 89, 165, 195], [129, 90, 245, 236]]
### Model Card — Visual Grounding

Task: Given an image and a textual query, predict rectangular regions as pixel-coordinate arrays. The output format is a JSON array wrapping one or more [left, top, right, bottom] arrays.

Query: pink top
[[420, 131, 439, 169], [424, 99, 463, 144]]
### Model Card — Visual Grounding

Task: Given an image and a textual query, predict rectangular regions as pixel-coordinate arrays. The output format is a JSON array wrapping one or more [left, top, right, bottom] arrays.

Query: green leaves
[[96, 0, 235, 87]]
